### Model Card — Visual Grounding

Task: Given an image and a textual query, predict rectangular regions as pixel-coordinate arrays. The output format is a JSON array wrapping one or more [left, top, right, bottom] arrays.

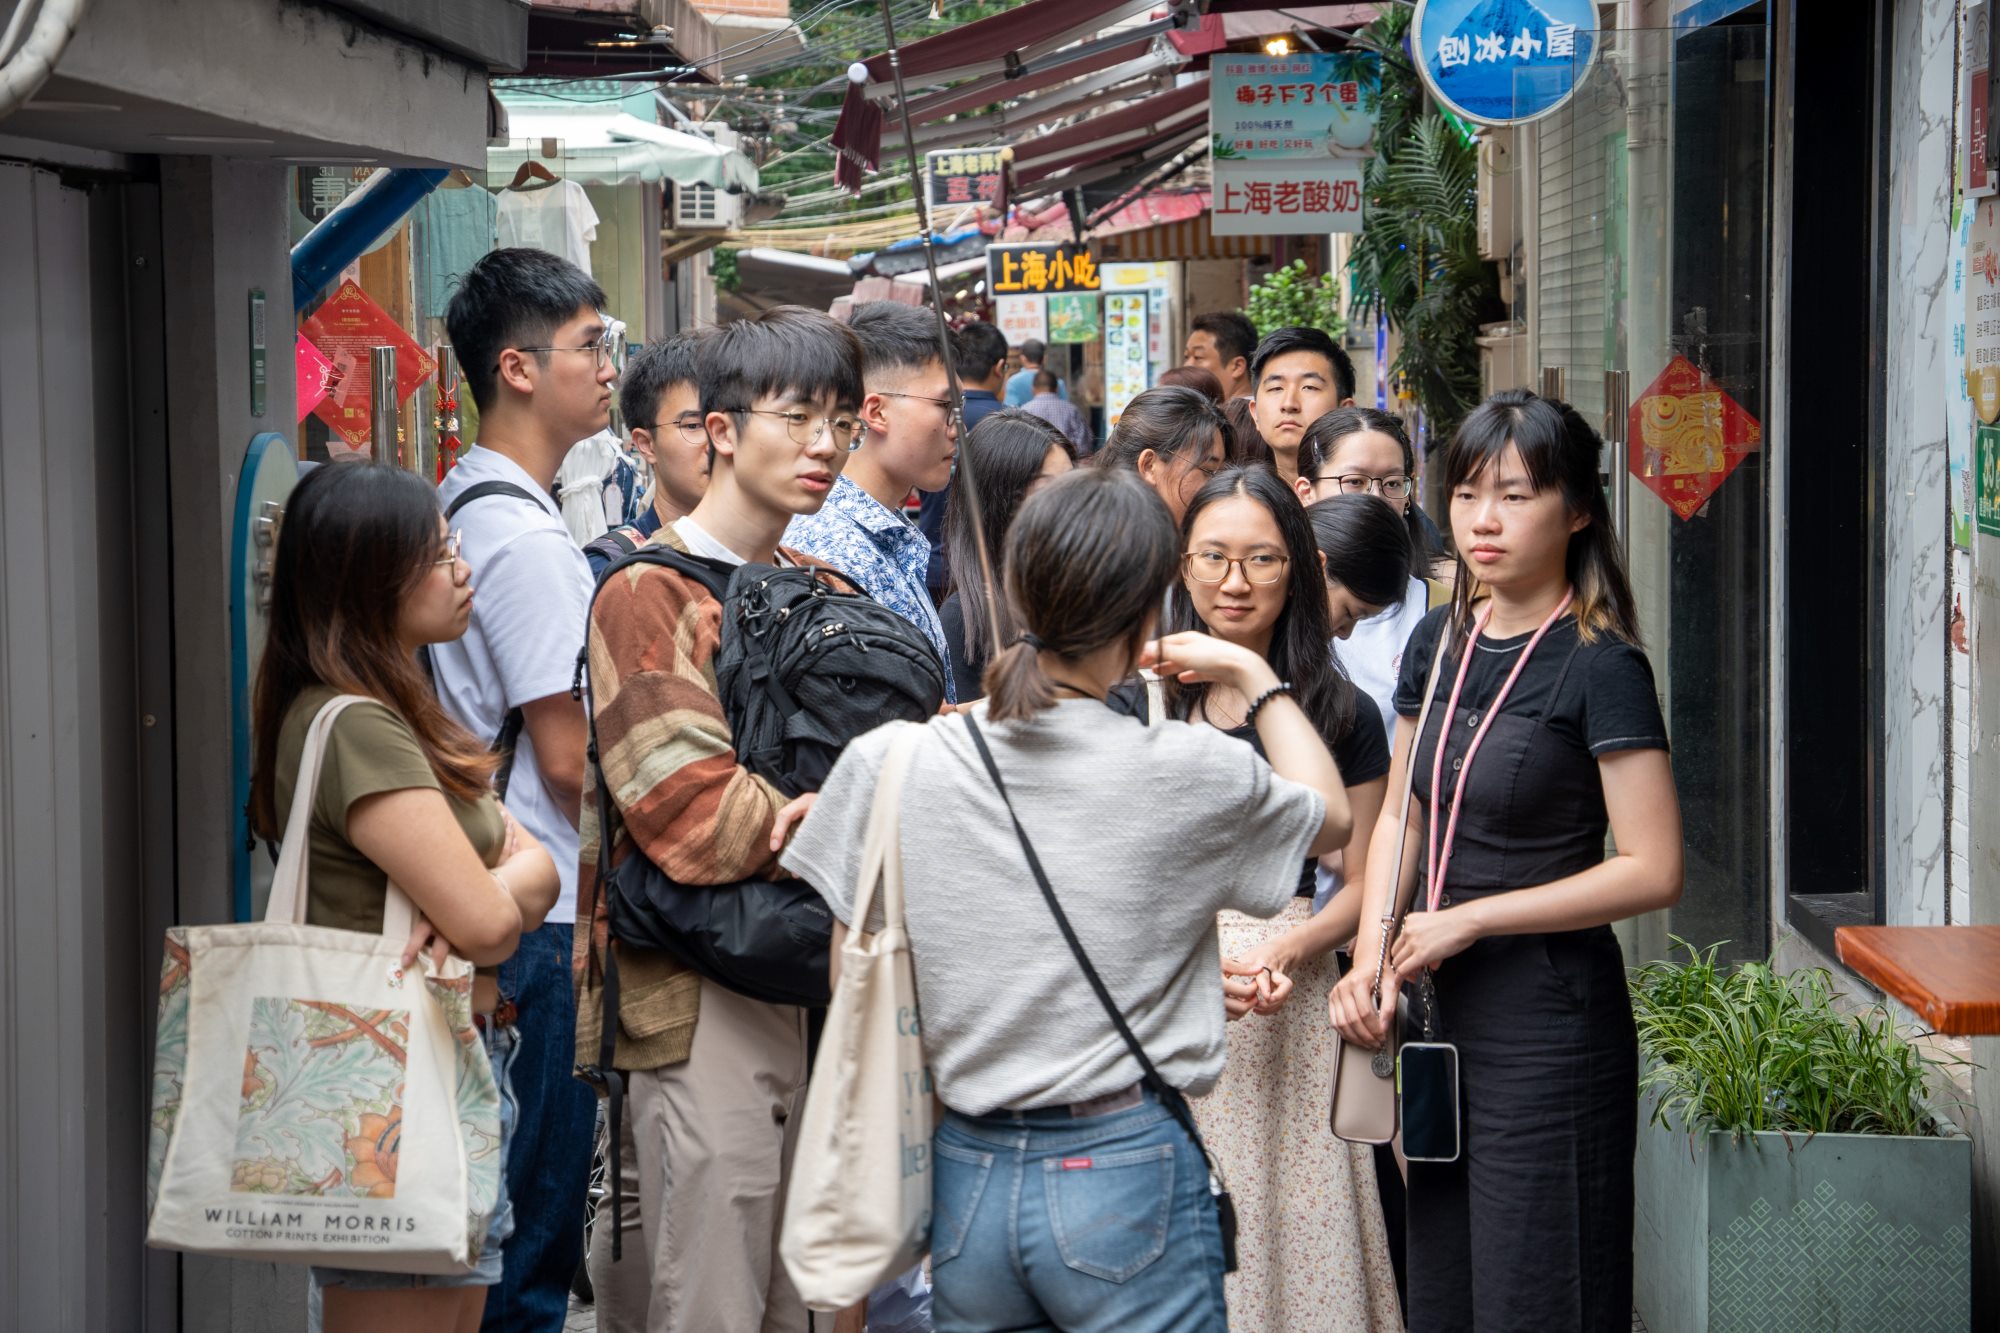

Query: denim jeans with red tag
[[929, 1088, 1228, 1333]]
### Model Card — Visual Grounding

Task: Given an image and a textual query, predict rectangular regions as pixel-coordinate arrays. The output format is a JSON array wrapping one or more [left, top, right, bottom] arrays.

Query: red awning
[[861, 0, 1164, 91], [909, 55, 1174, 147], [893, 36, 1158, 131], [1017, 120, 1206, 192], [1008, 79, 1208, 175]]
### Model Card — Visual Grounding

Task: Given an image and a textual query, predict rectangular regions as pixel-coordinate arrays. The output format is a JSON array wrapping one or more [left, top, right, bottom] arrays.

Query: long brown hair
[[249, 462, 499, 838], [984, 468, 1179, 720], [1440, 389, 1642, 648]]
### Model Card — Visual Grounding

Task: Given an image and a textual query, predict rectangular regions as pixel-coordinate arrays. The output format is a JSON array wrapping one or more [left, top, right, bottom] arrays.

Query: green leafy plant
[[1246, 259, 1345, 339], [1630, 939, 1960, 1142], [712, 246, 741, 293], [1345, 5, 1495, 438]]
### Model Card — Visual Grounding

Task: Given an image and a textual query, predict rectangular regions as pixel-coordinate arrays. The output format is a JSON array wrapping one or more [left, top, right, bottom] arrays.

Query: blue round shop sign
[[1411, 0, 1600, 126]]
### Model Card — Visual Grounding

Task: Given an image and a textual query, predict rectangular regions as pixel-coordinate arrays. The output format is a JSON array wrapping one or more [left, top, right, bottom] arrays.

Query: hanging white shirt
[[496, 179, 598, 275]]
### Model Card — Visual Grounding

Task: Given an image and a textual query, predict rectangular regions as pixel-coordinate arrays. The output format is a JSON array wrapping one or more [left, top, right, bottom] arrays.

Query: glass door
[[1524, 17, 1773, 966]]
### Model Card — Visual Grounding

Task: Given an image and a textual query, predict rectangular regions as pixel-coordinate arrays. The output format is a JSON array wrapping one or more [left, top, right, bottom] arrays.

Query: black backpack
[[579, 544, 946, 1007], [582, 523, 647, 581]]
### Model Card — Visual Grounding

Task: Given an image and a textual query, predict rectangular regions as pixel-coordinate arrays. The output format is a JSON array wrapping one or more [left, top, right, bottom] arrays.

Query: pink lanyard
[[1424, 590, 1576, 913]]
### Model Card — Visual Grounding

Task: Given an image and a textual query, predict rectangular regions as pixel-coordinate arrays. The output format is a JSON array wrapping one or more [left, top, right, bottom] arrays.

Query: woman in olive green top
[[249, 462, 558, 1333]]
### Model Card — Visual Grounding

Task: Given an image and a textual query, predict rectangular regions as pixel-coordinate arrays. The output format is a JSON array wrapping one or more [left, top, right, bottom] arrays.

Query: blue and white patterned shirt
[[785, 474, 957, 702]]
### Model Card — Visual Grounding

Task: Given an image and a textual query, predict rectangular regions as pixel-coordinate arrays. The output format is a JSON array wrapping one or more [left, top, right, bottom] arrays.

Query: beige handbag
[[1330, 629, 1451, 1145], [145, 696, 502, 1272], [780, 723, 931, 1311]]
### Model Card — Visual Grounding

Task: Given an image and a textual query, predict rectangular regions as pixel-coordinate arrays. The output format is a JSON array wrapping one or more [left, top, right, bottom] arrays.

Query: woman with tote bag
[[781, 467, 1355, 1333], [245, 462, 558, 1331]]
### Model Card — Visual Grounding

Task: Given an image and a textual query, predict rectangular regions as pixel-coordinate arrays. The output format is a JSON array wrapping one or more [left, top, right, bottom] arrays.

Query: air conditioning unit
[[674, 181, 741, 230]]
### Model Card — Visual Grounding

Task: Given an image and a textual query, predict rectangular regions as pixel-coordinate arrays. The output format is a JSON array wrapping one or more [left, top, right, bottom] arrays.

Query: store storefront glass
[[1520, 18, 1773, 966]]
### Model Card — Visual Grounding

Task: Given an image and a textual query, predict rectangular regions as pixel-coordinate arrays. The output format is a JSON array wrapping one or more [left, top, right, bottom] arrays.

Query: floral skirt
[[1193, 902, 1404, 1332]]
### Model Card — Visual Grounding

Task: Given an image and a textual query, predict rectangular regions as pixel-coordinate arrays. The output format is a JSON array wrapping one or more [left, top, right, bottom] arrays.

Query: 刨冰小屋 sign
[[1209, 53, 1378, 235], [987, 243, 1101, 296], [1412, 0, 1599, 126]]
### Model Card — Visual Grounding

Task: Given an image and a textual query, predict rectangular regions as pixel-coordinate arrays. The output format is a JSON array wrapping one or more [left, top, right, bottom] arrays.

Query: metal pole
[[429, 343, 458, 480], [1603, 369, 1630, 555], [1540, 365, 1565, 401], [877, 0, 1004, 663], [370, 346, 401, 467]]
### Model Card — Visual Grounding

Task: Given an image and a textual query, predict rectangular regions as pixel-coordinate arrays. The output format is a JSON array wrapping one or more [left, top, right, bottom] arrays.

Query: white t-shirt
[[434, 447, 595, 923], [782, 704, 1320, 1115], [496, 180, 598, 275]]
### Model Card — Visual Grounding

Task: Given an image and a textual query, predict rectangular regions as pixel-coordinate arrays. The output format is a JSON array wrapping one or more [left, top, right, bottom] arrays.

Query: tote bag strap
[[847, 724, 923, 938], [265, 694, 417, 941], [1367, 623, 1454, 1007]]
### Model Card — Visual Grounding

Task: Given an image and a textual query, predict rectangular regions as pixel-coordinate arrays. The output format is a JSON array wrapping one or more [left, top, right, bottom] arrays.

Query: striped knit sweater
[[572, 524, 841, 1071]]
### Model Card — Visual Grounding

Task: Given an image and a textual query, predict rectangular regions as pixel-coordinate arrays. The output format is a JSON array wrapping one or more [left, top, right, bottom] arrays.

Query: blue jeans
[[480, 922, 598, 1332], [930, 1089, 1229, 1333]]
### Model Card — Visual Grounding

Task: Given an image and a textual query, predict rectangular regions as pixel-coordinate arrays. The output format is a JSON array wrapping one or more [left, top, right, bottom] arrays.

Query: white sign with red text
[[996, 294, 1047, 345], [1211, 160, 1365, 236]]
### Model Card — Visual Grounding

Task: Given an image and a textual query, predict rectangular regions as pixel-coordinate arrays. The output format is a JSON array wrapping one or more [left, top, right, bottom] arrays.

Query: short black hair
[[952, 320, 1009, 384], [620, 329, 706, 432], [848, 301, 944, 383], [1032, 369, 1059, 392], [1249, 326, 1357, 402], [445, 248, 608, 412], [1191, 311, 1257, 369], [698, 305, 863, 418], [1021, 339, 1047, 363]]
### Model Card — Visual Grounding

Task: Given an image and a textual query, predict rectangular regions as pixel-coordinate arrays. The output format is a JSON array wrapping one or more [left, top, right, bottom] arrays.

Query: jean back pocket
[[930, 1138, 995, 1267], [1042, 1143, 1175, 1283]]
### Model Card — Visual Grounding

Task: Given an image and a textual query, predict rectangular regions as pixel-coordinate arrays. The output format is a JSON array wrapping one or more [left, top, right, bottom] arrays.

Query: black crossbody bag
[[961, 713, 1239, 1273]]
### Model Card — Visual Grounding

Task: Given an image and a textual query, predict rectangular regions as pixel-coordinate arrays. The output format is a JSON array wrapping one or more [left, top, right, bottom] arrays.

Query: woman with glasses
[[1108, 466, 1403, 1333], [1299, 408, 1451, 737], [249, 462, 560, 1332], [940, 409, 1077, 700], [1095, 384, 1232, 524]]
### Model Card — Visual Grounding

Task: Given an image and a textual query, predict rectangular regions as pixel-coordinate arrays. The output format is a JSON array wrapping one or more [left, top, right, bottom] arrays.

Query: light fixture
[[23, 99, 122, 112], [1262, 34, 1294, 57]]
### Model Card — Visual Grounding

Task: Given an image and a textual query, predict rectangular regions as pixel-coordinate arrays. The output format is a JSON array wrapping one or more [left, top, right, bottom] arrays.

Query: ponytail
[[983, 639, 1058, 722]]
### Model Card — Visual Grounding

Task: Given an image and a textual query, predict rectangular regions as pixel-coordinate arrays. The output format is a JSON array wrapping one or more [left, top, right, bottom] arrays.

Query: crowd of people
[[252, 244, 1684, 1333]]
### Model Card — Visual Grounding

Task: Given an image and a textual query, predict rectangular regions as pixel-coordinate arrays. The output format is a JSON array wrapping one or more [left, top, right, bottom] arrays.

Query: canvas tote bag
[[780, 722, 930, 1310], [145, 695, 503, 1273]]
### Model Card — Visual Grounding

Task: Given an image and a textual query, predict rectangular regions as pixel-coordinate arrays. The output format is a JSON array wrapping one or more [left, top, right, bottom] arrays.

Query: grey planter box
[[1633, 1104, 1973, 1332]]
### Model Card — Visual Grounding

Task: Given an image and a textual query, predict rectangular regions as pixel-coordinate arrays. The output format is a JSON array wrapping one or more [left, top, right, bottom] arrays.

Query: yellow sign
[[987, 243, 1100, 295]]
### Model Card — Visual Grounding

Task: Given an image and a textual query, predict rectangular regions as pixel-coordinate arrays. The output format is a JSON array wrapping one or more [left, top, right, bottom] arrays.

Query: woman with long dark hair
[[1297, 407, 1450, 734], [250, 462, 559, 1332], [1110, 467, 1402, 1330], [940, 408, 1076, 699], [1331, 390, 1683, 1331], [1096, 384, 1230, 524], [784, 467, 1355, 1333]]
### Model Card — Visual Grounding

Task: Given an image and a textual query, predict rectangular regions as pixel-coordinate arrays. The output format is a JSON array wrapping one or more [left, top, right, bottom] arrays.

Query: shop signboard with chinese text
[[1209, 53, 1379, 236], [1104, 291, 1150, 428], [299, 279, 436, 452], [1046, 294, 1100, 344], [926, 148, 1007, 209], [1628, 355, 1760, 520], [996, 294, 1048, 345], [987, 243, 1101, 296], [1412, 0, 1599, 126], [1101, 262, 1174, 388]]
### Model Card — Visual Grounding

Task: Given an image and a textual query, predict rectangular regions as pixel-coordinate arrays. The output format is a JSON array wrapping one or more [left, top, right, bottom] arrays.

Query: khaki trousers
[[587, 976, 812, 1333]]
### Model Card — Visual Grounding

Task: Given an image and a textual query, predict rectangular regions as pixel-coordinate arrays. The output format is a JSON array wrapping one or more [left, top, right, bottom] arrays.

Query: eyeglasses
[[508, 314, 627, 376], [433, 530, 468, 582], [653, 411, 709, 444], [878, 390, 955, 415], [1314, 472, 1413, 499], [1183, 551, 1290, 585], [725, 407, 864, 452]]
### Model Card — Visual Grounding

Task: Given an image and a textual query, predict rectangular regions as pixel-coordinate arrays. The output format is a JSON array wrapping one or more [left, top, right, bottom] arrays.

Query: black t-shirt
[[1393, 607, 1668, 897], [938, 591, 989, 703], [1108, 677, 1390, 894]]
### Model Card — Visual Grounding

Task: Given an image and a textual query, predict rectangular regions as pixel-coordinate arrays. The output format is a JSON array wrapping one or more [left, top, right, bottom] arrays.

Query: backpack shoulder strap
[[445, 479, 547, 520], [595, 541, 732, 601]]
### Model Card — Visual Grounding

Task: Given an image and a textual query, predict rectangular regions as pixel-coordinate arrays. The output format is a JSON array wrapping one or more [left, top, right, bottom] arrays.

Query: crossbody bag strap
[[959, 713, 1202, 1148], [1368, 621, 1456, 1008]]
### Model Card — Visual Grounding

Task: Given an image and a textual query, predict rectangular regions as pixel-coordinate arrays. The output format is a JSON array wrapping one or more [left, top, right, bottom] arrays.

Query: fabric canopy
[[1007, 80, 1208, 176], [894, 36, 1160, 133], [1018, 120, 1206, 193], [860, 0, 1163, 92], [487, 111, 758, 191]]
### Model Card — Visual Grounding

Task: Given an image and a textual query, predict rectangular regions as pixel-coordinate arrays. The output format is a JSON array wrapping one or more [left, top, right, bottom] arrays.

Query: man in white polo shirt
[[436, 247, 616, 1331]]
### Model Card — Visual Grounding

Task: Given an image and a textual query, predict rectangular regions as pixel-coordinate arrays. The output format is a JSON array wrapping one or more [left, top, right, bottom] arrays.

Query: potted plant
[[1629, 941, 1973, 1332]]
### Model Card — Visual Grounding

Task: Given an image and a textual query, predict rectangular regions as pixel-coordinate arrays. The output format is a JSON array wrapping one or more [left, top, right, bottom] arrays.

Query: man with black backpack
[[575, 306, 944, 1333], [583, 329, 711, 580], [435, 248, 612, 1332]]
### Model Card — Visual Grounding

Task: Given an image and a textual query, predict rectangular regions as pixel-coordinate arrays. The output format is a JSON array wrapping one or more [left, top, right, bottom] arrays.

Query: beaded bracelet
[[1243, 681, 1295, 725]]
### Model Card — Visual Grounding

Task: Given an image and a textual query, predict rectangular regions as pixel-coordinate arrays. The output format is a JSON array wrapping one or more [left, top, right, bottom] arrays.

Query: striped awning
[[1095, 204, 1272, 261]]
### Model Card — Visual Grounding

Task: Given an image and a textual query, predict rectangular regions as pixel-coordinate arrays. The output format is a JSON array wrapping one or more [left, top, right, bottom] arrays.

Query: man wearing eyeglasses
[[583, 331, 711, 579], [436, 247, 619, 1330], [786, 302, 960, 701]]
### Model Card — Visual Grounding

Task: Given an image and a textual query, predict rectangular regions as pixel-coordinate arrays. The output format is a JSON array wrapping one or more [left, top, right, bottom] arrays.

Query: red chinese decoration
[[1628, 355, 1762, 520], [299, 279, 437, 451]]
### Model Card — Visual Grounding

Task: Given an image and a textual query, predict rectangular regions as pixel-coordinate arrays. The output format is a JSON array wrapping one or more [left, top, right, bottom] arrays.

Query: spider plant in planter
[[1627, 941, 1972, 1333]]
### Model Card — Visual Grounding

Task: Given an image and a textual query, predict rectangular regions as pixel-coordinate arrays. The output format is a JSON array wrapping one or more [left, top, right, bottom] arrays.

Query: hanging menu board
[[1103, 290, 1151, 428]]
